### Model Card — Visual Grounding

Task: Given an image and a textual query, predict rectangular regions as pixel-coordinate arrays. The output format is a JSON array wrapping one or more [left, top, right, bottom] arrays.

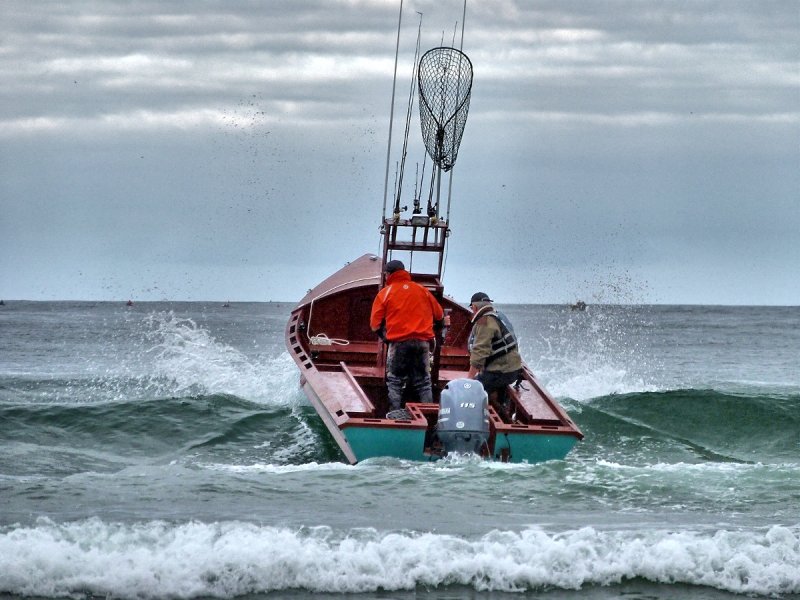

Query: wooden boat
[[285, 26, 582, 464]]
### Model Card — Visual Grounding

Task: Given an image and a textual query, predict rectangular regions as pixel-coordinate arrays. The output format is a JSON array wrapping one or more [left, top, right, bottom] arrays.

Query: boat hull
[[285, 253, 583, 464], [342, 422, 580, 464], [491, 430, 580, 463], [344, 425, 428, 462]]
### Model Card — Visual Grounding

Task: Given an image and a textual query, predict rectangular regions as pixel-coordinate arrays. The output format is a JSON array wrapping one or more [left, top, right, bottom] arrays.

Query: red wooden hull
[[285, 253, 583, 464]]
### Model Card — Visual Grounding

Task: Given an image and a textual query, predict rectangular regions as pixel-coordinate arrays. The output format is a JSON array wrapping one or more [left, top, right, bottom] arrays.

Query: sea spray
[[142, 311, 298, 405], [508, 305, 663, 402]]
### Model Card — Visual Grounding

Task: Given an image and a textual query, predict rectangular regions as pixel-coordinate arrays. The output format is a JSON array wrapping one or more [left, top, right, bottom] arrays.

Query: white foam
[[545, 364, 658, 401], [200, 461, 353, 475], [590, 459, 768, 474], [140, 311, 299, 406], [1, 519, 797, 598], [615, 460, 800, 474], [522, 308, 665, 401]]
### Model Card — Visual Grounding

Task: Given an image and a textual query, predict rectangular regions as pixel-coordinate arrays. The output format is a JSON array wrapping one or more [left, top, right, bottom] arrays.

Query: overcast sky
[[1, 0, 798, 305]]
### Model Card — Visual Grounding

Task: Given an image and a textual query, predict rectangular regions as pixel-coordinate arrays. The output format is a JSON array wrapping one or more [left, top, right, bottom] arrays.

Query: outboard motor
[[436, 378, 490, 456]]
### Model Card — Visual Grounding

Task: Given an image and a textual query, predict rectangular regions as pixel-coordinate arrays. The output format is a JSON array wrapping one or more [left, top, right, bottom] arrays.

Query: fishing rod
[[393, 11, 424, 218], [381, 0, 404, 225], [412, 163, 421, 215], [445, 0, 468, 227]]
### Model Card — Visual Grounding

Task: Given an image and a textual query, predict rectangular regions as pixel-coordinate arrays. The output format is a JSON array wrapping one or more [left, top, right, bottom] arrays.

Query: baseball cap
[[385, 259, 405, 273]]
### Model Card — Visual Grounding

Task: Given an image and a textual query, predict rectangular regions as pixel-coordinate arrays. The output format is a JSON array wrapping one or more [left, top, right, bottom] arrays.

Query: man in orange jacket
[[370, 260, 444, 416]]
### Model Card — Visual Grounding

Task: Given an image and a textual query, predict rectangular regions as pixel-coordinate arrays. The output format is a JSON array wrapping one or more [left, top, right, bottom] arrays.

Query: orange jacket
[[370, 270, 444, 342]]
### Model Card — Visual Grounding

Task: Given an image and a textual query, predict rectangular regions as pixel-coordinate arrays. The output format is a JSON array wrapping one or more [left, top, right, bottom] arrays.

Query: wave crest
[[576, 389, 800, 463], [0, 518, 797, 598], [142, 311, 296, 405]]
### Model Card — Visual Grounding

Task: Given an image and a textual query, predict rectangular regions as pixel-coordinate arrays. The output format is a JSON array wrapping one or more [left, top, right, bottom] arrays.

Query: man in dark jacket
[[370, 260, 444, 417], [467, 292, 522, 417]]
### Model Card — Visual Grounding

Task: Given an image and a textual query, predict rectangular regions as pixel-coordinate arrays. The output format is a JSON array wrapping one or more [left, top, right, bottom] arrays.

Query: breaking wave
[[0, 519, 797, 598]]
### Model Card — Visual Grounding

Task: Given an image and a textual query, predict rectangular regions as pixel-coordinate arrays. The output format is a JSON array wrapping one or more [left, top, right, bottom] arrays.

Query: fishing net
[[418, 47, 473, 172]]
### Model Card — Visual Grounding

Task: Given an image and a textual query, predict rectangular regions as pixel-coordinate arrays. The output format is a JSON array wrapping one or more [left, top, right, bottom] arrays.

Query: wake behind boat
[[285, 10, 582, 464]]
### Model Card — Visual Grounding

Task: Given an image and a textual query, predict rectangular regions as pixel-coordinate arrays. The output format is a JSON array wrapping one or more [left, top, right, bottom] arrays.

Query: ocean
[[0, 301, 797, 600]]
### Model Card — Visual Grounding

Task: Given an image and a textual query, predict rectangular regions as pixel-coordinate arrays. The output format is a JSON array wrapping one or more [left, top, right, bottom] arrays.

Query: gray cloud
[[1, 0, 798, 303]]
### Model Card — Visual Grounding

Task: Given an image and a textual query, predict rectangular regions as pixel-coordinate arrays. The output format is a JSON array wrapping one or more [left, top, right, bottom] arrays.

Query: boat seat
[[307, 341, 380, 353], [438, 369, 469, 382], [308, 341, 382, 368], [439, 346, 469, 357], [317, 362, 376, 416], [509, 385, 562, 423], [346, 366, 471, 383], [346, 364, 384, 379]]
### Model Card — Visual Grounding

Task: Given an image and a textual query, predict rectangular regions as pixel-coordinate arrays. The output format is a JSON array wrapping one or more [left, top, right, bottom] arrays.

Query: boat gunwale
[[293, 254, 382, 310]]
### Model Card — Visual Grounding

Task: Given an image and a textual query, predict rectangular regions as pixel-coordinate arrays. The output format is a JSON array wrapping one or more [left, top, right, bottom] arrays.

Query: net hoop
[[418, 47, 473, 172]]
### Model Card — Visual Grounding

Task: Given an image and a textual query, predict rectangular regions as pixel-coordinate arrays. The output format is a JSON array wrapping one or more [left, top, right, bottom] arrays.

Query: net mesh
[[417, 47, 473, 172]]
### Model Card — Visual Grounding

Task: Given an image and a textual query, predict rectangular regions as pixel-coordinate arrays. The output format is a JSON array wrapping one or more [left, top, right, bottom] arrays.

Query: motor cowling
[[436, 378, 490, 456]]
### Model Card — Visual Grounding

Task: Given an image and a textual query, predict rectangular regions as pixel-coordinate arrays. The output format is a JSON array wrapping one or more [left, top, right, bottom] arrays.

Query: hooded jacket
[[370, 270, 444, 342]]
